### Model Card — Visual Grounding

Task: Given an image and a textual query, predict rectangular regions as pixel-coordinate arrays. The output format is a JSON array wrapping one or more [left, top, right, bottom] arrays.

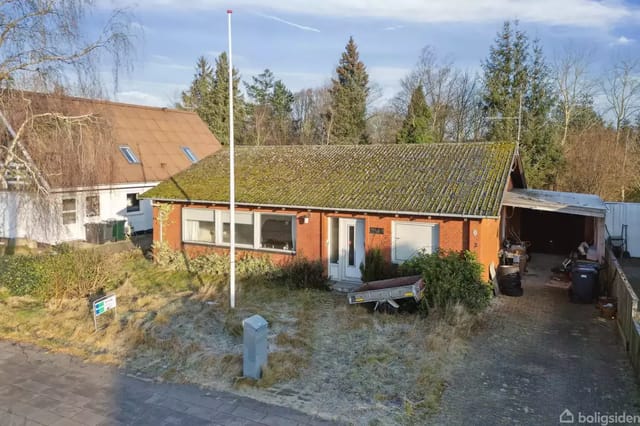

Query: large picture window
[[181, 209, 295, 252], [182, 208, 215, 243], [260, 214, 294, 251]]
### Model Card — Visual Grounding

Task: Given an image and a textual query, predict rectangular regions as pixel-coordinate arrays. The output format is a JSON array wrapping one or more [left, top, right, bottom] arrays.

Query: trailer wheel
[[375, 301, 399, 314]]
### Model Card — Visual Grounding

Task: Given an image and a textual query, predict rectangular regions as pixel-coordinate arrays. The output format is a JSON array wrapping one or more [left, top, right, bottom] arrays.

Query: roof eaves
[[143, 197, 499, 220]]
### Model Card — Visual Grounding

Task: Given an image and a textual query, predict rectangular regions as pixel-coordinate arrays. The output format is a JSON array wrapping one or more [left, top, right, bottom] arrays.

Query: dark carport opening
[[512, 208, 590, 255], [502, 189, 606, 261]]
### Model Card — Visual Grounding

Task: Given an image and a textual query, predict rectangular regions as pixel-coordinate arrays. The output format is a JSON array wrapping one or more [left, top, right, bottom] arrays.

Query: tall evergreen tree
[[482, 21, 557, 188], [245, 69, 294, 144], [521, 40, 559, 187], [328, 36, 370, 144], [211, 52, 245, 145], [396, 84, 433, 143], [179, 56, 215, 126], [482, 21, 528, 142]]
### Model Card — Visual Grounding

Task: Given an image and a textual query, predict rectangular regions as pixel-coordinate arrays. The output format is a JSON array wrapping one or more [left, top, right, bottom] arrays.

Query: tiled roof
[[143, 142, 516, 217], [1, 91, 221, 188]]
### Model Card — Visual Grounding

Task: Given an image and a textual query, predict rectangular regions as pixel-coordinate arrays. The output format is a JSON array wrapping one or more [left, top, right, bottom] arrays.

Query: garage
[[502, 189, 607, 261]]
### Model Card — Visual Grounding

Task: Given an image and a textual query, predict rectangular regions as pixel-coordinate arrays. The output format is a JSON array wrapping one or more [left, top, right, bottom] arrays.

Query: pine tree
[[521, 40, 559, 187], [328, 36, 370, 144], [245, 69, 294, 144], [211, 52, 245, 145], [482, 21, 528, 142], [179, 56, 215, 127], [396, 84, 433, 143], [482, 21, 558, 188]]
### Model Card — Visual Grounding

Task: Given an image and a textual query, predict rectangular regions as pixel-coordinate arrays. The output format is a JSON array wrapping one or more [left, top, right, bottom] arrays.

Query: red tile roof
[[1, 91, 221, 189]]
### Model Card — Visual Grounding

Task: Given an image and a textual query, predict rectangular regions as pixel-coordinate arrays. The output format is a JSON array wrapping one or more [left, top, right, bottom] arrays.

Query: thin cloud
[[127, 0, 636, 28], [611, 35, 634, 46], [259, 13, 320, 32], [383, 25, 405, 31]]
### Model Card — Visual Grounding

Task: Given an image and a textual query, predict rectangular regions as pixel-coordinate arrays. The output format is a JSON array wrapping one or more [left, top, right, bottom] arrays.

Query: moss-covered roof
[[142, 142, 516, 217]]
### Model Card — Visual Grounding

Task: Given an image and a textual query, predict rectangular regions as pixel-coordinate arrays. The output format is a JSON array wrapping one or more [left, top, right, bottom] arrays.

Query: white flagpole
[[227, 9, 236, 309]]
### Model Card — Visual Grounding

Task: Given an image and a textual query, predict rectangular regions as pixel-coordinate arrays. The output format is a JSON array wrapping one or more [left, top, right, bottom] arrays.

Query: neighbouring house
[[0, 91, 221, 247]]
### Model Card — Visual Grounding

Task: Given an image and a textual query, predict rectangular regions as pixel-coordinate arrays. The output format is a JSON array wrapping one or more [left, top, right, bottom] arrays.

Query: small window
[[329, 217, 339, 263], [119, 146, 140, 164], [126, 193, 140, 213], [182, 208, 215, 243], [260, 214, 295, 251], [62, 198, 76, 225], [86, 195, 100, 217], [181, 147, 198, 163]]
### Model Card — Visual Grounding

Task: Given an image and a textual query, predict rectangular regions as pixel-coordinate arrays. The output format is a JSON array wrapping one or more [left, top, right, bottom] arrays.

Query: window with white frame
[[126, 193, 140, 213], [182, 208, 215, 243], [222, 211, 254, 246], [392, 222, 439, 263], [62, 198, 76, 225], [181, 209, 296, 252], [85, 195, 100, 217], [260, 214, 294, 250]]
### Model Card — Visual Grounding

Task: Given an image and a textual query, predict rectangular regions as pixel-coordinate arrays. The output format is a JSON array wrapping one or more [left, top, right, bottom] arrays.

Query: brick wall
[[153, 202, 499, 279]]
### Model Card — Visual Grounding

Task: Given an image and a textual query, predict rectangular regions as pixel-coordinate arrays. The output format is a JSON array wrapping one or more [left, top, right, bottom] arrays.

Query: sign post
[[93, 294, 117, 331]]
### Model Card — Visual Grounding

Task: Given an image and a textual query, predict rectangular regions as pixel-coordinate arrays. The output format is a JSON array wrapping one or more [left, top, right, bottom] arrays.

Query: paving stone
[[0, 330, 335, 426]]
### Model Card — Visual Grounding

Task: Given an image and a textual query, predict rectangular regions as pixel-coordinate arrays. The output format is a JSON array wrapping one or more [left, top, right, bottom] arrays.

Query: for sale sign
[[93, 294, 117, 331]]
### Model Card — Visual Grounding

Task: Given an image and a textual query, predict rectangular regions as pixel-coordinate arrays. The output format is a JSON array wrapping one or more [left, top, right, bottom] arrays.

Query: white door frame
[[339, 218, 365, 282]]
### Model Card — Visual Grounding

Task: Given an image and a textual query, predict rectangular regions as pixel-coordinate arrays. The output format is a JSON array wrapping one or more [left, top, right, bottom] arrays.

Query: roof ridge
[[5, 90, 197, 115], [227, 141, 515, 150]]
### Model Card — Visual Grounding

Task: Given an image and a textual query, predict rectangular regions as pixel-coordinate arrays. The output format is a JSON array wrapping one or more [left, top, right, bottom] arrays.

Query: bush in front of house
[[0, 249, 110, 300], [277, 256, 329, 291], [359, 247, 398, 282], [400, 249, 492, 313]]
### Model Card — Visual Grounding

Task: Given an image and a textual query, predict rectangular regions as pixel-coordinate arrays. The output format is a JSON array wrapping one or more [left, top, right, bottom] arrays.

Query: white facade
[[606, 202, 640, 257], [0, 182, 157, 244]]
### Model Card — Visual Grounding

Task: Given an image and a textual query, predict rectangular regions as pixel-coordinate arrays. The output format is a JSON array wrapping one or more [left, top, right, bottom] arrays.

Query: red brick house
[[142, 142, 528, 282]]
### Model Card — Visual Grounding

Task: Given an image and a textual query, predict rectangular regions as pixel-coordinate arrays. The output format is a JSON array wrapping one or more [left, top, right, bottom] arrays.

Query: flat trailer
[[347, 275, 424, 312]]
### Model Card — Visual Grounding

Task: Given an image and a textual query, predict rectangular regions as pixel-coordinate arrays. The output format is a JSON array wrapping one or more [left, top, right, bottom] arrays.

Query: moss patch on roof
[[142, 142, 516, 217]]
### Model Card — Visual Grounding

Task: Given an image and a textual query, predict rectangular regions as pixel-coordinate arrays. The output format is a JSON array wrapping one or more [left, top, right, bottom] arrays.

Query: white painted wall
[[606, 202, 640, 257], [0, 182, 157, 245]]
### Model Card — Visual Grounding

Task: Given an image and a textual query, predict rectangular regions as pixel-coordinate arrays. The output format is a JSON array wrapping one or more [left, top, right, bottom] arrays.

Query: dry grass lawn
[[0, 250, 488, 425]]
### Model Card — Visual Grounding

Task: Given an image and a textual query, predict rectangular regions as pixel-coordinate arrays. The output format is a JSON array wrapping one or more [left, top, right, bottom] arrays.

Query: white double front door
[[328, 217, 365, 282]]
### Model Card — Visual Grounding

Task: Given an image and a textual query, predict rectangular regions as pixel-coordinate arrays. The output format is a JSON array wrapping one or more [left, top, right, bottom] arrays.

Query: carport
[[502, 189, 607, 261]]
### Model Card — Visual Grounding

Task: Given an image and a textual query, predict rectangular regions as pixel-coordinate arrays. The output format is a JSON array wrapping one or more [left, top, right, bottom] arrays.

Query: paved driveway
[[436, 254, 640, 425], [0, 340, 335, 426]]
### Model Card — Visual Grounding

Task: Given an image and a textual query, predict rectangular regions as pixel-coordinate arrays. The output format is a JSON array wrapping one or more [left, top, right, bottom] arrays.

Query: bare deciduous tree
[[0, 0, 133, 193], [603, 59, 640, 142], [553, 46, 596, 146], [602, 59, 640, 199]]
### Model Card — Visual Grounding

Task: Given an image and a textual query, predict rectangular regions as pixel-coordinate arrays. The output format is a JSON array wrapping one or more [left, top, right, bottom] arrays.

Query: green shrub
[[0, 249, 110, 300], [278, 257, 329, 290], [400, 249, 492, 313], [0, 255, 47, 296], [359, 247, 400, 282]]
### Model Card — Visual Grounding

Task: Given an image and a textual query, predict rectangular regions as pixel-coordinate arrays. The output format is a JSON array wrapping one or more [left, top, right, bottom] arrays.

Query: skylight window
[[181, 147, 198, 163], [119, 146, 140, 164]]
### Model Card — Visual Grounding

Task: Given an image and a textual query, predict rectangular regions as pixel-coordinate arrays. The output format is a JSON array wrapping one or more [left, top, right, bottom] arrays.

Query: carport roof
[[503, 189, 606, 218]]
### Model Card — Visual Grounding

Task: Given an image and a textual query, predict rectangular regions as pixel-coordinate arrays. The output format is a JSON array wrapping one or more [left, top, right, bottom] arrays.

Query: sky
[[96, 0, 640, 109]]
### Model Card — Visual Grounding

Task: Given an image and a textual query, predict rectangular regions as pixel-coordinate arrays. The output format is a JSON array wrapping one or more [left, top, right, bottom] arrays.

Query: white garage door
[[392, 222, 439, 263]]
